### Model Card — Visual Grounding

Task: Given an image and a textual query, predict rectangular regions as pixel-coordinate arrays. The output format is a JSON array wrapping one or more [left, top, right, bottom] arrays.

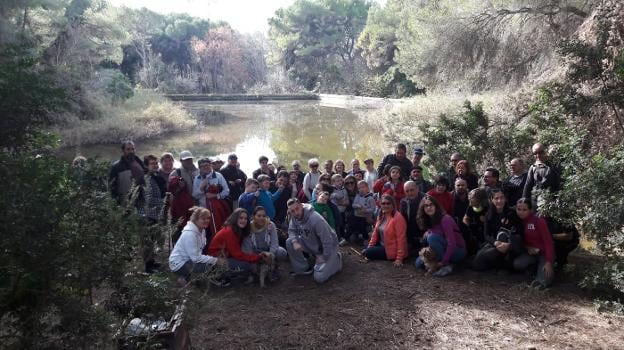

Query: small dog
[[419, 247, 439, 275], [258, 252, 276, 288]]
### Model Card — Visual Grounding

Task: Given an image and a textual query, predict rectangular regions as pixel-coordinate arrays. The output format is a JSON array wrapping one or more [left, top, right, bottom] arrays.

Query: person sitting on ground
[[503, 158, 527, 209], [415, 195, 467, 277], [255, 174, 284, 220], [401, 181, 426, 255], [302, 158, 321, 202], [426, 175, 454, 215], [349, 180, 376, 244], [334, 159, 348, 178], [409, 166, 432, 194], [312, 191, 336, 230], [382, 165, 406, 207], [169, 207, 228, 287], [482, 167, 502, 196], [208, 208, 268, 282], [545, 217, 579, 273], [462, 188, 489, 255], [472, 189, 523, 271], [377, 143, 413, 180], [363, 158, 378, 190], [193, 157, 230, 235], [286, 198, 342, 284], [363, 194, 407, 267], [454, 160, 479, 190], [242, 206, 288, 280], [513, 198, 555, 289]]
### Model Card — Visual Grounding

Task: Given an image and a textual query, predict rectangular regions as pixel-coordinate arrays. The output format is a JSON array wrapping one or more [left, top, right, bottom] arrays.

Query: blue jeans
[[362, 245, 387, 261], [415, 234, 466, 269]]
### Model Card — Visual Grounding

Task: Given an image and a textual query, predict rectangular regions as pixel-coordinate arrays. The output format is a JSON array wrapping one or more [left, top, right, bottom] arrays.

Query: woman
[[513, 198, 555, 289], [472, 189, 523, 271], [454, 160, 479, 190], [334, 159, 348, 178], [168, 174, 195, 244], [415, 195, 467, 276], [169, 207, 228, 287], [362, 195, 407, 267], [302, 158, 321, 202], [382, 166, 405, 207], [192, 157, 231, 234], [208, 208, 266, 280], [242, 206, 288, 266], [426, 175, 454, 215]]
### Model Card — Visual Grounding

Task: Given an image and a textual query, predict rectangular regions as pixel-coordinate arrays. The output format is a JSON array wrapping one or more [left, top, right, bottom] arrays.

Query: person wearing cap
[[193, 157, 231, 234], [169, 150, 199, 198], [411, 147, 431, 181], [363, 158, 378, 190], [220, 154, 247, 209], [377, 143, 413, 180], [212, 157, 225, 172]]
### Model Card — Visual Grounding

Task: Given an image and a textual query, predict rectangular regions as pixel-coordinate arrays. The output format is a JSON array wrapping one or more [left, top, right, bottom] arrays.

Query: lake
[[64, 100, 388, 175]]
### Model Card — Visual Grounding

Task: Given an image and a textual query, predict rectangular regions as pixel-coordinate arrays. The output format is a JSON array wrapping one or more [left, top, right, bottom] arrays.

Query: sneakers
[[289, 268, 314, 277], [432, 264, 453, 277], [338, 238, 348, 247], [209, 277, 232, 288]]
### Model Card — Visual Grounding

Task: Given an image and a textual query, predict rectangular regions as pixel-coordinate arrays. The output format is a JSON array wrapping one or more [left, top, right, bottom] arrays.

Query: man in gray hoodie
[[286, 198, 342, 283]]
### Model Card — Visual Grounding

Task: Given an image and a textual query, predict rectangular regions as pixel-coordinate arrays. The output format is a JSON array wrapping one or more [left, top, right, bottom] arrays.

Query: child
[[349, 180, 376, 244], [330, 174, 349, 242], [238, 178, 260, 215], [256, 174, 284, 220], [462, 188, 488, 255], [313, 191, 335, 229]]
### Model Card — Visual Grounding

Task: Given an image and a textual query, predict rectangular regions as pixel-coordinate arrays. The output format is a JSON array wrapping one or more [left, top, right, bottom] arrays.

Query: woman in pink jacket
[[362, 194, 407, 267]]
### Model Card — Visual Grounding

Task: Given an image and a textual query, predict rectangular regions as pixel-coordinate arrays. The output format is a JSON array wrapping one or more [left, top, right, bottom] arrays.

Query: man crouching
[[286, 198, 342, 284]]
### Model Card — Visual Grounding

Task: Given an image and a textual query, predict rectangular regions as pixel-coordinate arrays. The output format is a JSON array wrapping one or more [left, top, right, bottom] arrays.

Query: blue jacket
[[257, 188, 282, 219], [238, 192, 257, 215]]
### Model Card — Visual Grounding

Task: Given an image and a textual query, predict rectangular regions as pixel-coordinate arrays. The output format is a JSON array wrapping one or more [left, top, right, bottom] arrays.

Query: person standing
[[523, 143, 561, 212], [220, 153, 247, 209], [302, 158, 321, 201], [169, 150, 199, 198], [503, 158, 527, 209], [109, 140, 145, 205], [447, 153, 462, 185], [193, 157, 230, 235], [158, 152, 175, 184], [363, 158, 378, 190], [377, 143, 413, 180]]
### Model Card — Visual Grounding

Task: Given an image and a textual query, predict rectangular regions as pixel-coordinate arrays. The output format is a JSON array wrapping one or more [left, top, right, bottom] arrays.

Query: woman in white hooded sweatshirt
[[169, 207, 227, 286]]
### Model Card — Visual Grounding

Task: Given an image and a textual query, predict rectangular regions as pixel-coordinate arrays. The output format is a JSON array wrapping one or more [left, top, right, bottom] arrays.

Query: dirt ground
[[188, 249, 624, 349]]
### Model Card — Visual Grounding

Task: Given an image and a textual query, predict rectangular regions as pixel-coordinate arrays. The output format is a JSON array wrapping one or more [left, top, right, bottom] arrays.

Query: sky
[[107, 0, 297, 34]]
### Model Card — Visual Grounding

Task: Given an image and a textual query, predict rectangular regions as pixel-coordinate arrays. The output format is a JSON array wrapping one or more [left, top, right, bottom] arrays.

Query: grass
[[57, 90, 196, 147]]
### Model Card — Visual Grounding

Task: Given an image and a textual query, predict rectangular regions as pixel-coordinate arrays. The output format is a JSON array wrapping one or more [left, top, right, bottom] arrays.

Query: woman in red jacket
[[362, 194, 407, 267], [208, 208, 266, 280], [426, 175, 454, 215], [513, 198, 555, 289]]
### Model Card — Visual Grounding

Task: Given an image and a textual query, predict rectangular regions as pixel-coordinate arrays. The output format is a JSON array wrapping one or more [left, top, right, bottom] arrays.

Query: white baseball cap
[[180, 150, 194, 160]]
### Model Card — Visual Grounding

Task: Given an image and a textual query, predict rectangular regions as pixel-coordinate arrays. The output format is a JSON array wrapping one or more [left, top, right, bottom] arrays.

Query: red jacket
[[382, 181, 406, 207], [426, 189, 454, 215], [208, 226, 260, 263], [522, 213, 555, 263], [368, 211, 408, 262]]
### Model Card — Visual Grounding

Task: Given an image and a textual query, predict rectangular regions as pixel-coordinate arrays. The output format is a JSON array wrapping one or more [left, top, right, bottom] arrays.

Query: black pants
[[472, 245, 505, 271], [363, 245, 387, 260], [554, 239, 579, 267], [347, 216, 370, 240]]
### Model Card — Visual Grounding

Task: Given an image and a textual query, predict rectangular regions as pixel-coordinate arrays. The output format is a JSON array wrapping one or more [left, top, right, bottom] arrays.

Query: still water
[[65, 101, 388, 175]]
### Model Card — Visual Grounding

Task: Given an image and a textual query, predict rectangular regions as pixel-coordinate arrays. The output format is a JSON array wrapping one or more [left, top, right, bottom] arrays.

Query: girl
[[426, 175, 454, 215], [462, 188, 488, 254], [169, 207, 228, 287], [513, 198, 555, 289], [472, 189, 523, 271], [362, 194, 407, 267], [382, 166, 406, 207], [415, 195, 467, 276]]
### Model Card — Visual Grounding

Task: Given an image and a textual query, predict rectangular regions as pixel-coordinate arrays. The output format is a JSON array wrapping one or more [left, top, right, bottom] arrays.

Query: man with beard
[[220, 154, 247, 209], [109, 140, 145, 205]]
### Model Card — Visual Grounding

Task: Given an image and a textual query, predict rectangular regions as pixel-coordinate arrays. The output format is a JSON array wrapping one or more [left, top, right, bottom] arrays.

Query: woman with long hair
[[362, 194, 407, 267], [415, 195, 467, 276], [454, 160, 479, 190], [382, 166, 406, 207]]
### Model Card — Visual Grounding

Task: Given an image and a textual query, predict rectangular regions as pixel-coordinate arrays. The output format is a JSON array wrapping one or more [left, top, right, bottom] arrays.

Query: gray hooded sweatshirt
[[288, 204, 339, 262]]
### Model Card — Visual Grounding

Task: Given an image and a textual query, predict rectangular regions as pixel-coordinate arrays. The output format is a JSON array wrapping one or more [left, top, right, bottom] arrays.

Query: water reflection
[[62, 101, 387, 176]]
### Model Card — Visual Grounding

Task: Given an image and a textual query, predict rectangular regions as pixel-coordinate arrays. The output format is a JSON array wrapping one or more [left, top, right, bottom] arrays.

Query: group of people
[[108, 140, 578, 289]]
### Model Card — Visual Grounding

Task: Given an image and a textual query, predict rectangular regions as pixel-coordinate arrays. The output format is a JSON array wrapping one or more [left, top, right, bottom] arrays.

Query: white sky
[[108, 0, 296, 34]]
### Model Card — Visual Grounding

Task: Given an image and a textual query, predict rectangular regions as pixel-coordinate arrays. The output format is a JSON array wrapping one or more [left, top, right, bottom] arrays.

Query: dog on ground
[[258, 252, 276, 288], [419, 247, 439, 275]]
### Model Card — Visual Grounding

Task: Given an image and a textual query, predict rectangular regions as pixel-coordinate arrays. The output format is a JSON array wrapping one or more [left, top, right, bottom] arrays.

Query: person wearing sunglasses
[[362, 194, 407, 267], [302, 158, 321, 201], [522, 143, 561, 213]]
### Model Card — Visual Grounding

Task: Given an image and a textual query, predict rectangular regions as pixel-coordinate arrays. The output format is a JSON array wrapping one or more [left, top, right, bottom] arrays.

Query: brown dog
[[419, 247, 439, 275], [258, 252, 276, 288]]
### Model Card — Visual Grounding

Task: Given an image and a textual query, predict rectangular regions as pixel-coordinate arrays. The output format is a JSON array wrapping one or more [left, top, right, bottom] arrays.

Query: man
[[451, 178, 470, 237], [220, 153, 247, 209], [273, 171, 293, 231], [503, 158, 527, 208], [286, 198, 342, 284], [141, 155, 167, 273], [323, 159, 334, 176], [400, 181, 425, 254], [169, 150, 199, 198], [482, 167, 502, 196], [447, 152, 462, 184], [409, 166, 432, 194], [411, 147, 431, 181], [158, 152, 175, 183], [377, 143, 413, 179], [253, 155, 277, 191], [523, 143, 561, 212], [347, 158, 361, 176], [292, 160, 305, 187], [109, 140, 145, 204]]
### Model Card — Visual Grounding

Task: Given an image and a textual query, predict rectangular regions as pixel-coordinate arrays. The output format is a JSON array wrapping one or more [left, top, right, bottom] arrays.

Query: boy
[[363, 158, 378, 190], [312, 191, 335, 229], [330, 174, 348, 241], [238, 178, 260, 215], [350, 180, 376, 244], [256, 174, 284, 220]]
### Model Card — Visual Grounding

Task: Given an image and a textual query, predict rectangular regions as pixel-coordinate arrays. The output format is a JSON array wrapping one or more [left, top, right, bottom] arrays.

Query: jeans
[[513, 254, 553, 287], [173, 260, 210, 282], [225, 258, 254, 279], [362, 245, 387, 261], [415, 233, 466, 269]]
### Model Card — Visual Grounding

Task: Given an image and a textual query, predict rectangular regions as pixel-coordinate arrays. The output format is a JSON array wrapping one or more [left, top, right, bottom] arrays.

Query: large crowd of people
[[107, 140, 578, 289]]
